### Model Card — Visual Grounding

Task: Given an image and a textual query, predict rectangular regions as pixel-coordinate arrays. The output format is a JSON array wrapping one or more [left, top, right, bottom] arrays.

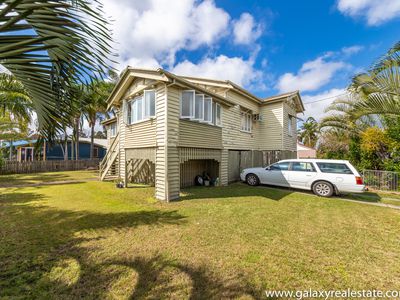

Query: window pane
[[278, 162, 290, 170], [131, 101, 136, 123], [212, 101, 216, 124], [144, 90, 155, 117], [291, 162, 315, 172], [316, 163, 353, 174], [216, 103, 221, 126], [136, 97, 143, 121], [204, 97, 212, 122], [181, 91, 194, 117], [241, 113, 245, 130], [127, 102, 132, 124], [194, 94, 204, 120]]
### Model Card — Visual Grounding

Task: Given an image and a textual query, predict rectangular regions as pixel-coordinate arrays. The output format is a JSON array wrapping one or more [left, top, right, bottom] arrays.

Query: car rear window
[[291, 162, 316, 172], [316, 162, 353, 174]]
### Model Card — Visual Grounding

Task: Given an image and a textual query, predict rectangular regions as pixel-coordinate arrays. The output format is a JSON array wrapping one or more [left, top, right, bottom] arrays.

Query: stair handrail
[[100, 132, 119, 174]]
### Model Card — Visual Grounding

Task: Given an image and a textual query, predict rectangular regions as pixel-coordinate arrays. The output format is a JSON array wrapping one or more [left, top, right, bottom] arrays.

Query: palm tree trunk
[[90, 122, 95, 160], [75, 117, 80, 160]]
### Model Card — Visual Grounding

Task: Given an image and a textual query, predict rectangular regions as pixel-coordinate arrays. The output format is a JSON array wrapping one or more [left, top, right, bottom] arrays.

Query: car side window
[[291, 162, 316, 172], [269, 162, 290, 171], [316, 162, 353, 174]]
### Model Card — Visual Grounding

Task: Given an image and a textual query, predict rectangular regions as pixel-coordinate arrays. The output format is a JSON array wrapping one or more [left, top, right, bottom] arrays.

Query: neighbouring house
[[297, 142, 317, 159], [2, 138, 107, 161], [100, 67, 305, 201]]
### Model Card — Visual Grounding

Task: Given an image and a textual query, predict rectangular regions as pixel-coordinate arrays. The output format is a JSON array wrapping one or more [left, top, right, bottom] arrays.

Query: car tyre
[[246, 173, 260, 186], [312, 181, 334, 197]]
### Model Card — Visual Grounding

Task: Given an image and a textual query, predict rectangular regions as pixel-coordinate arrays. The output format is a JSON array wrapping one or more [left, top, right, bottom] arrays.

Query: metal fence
[[0, 159, 100, 175], [362, 169, 399, 191]]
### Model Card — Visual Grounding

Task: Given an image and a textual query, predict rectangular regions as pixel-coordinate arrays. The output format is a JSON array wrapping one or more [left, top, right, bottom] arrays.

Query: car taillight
[[355, 176, 363, 185]]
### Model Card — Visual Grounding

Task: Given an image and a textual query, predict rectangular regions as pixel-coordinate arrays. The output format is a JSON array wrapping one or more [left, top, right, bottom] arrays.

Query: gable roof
[[107, 67, 305, 113], [263, 90, 304, 113]]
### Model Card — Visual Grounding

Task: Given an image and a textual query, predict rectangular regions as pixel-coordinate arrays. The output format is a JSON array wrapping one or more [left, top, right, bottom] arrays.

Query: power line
[[303, 92, 349, 105]]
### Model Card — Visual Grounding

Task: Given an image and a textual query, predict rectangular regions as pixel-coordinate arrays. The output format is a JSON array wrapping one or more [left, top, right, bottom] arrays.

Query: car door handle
[[305, 174, 312, 176]]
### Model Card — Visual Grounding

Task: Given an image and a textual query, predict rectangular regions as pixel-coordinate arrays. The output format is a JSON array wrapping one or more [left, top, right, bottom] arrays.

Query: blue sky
[[102, 0, 400, 120]]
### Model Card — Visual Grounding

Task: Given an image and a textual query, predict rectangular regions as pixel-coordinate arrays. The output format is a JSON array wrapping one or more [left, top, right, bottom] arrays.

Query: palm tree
[[83, 80, 115, 159], [298, 117, 319, 148], [348, 41, 400, 118], [0, 73, 32, 121], [0, 0, 114, 139]]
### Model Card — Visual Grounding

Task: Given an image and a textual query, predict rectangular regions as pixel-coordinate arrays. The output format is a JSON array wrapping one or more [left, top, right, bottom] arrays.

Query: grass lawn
[[1, 171, 400, 299]]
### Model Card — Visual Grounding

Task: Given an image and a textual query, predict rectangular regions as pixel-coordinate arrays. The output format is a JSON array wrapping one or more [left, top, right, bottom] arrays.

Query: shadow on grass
[[0, 172, 96, 188], [180, 182, 294, 201], [0, 189, 261, 299], [332, 191, 382, 204]]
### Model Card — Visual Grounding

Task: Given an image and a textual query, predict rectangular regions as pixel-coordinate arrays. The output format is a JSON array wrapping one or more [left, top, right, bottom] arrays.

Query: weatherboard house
[[100, 67, 304, 201]]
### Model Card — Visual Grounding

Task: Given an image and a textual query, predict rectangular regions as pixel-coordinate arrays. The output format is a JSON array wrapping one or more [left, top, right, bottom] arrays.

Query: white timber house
[[100, 67, 305, 201]]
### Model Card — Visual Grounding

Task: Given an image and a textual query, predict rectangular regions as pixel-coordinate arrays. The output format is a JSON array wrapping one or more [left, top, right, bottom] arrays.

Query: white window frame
[[194, 94, 204, 121], [288, 115, 293, 136], [180, 90, 195, 118], [144, 89, 156, 119], [203, 97, 212, 123], [241, 111, 252, 133]]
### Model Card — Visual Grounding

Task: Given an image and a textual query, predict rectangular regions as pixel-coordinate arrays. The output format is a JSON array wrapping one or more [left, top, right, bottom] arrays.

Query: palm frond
[[0, 0, 115, 140]]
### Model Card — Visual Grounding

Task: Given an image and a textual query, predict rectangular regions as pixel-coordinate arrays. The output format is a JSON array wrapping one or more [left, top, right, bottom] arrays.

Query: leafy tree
[[298, 117, 319, 148], [0, 0, 114, 139]]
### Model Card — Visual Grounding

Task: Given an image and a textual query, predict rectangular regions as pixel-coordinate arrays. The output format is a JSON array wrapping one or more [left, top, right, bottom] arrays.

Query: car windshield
[[316, 162, 353, 174]]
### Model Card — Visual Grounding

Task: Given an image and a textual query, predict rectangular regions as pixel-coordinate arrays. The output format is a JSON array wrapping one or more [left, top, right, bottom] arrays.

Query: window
[[291, 162, 316, 172], [180, 91, 221, 126], [194, 94, 204, 120], [127, 90, 156, 124], [110, 122, 117, 137], [93, 147, 99, 158], [204, 97, 212, 123], [241, 112, 252, 132], [144, 90, 156, 118], [269, 162, 290, 171], [288, 115, 293, 136], [181, 90, 195, 118], [316, 163, 353, 174]]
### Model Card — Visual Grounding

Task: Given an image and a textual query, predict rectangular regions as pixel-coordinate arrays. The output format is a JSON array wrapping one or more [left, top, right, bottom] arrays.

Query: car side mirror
[[265, 166, 271, 171]]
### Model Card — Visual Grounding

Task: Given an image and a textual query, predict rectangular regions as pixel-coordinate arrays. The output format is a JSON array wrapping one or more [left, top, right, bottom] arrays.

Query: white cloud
[[172, 55, 263, 88], [232, 13, 263, 45], [302, 88, 347, 120], [337, 0, 400, 25], [341, 45, 364, 56], [276, 55, 348, 93], [103, 0, 230, 68]]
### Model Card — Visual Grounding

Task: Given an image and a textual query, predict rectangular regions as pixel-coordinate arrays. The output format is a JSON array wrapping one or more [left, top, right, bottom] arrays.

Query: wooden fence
[[0, 159, 100, 175]]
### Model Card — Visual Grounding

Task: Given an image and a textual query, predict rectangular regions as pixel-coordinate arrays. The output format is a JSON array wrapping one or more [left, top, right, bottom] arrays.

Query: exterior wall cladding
[[105, 68, 304, 201]]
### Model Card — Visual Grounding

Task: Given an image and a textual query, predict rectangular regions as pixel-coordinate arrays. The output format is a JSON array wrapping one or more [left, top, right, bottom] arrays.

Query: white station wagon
[[240, 159, 365, 197]]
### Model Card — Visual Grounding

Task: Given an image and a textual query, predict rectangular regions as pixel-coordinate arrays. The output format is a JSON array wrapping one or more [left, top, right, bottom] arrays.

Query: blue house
[[1, 138, 107, 161]]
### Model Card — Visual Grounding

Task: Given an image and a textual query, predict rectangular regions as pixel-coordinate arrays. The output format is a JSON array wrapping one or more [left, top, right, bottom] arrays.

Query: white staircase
[[100, 132, 120, 181]]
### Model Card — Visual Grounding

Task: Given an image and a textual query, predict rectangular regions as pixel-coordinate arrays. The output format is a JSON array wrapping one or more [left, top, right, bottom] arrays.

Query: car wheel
[[246, 173, 260, 186], [312, 181, 334, 197]]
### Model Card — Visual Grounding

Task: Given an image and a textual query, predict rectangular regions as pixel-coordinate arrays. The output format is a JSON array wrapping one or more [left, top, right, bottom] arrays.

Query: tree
[[0, 73, 32, 121], [0, 112, 30, 160], [83, 73, 116, 159], [0, 0, 114, 139], [298, 117, 319, 148], [346, 41, 400, 118]]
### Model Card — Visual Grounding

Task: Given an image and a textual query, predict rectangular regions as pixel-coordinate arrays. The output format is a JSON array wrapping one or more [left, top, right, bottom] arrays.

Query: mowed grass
[[1, 172, 400, 299]]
